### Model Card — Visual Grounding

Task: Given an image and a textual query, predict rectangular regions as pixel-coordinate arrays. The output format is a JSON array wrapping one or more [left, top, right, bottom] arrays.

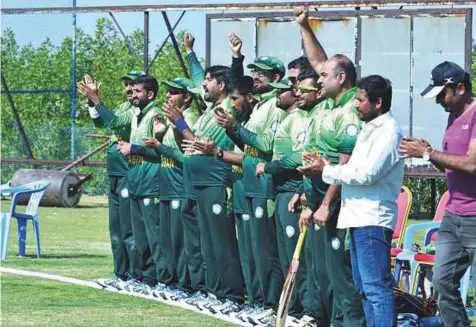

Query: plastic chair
[[391, 186, 413, 260], [1, 180, 50, 259], [393, 191, 449, 287]]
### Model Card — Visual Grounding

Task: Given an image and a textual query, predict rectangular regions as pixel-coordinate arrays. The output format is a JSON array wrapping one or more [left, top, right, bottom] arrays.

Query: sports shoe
[[235, 304, 259, 321], [124, 280, 152, 295], [169, 289, 191, 301], [151, 283, 172, 300], [297, 314, 319, 327], [184, 291, 209, 309], [200, 294, 222, 312], [96, 276, 126, 290], [213, 299, 242, 315], [248, 308, 275, 325]]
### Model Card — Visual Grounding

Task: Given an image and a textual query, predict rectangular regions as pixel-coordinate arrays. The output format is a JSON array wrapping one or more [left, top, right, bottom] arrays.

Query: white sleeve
[[88, 106, 100, 119]]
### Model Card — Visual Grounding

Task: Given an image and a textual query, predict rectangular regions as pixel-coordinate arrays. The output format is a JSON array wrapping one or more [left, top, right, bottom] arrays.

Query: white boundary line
[[1, 267, 252, 327]]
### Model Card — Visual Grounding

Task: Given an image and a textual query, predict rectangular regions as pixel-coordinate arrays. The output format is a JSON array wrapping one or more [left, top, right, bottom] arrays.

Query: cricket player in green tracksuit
[[256, 77, 310, 320], [151, 77, 200, 299], [227, 76, 264, 319], [300, 95, 336, 327], [228, 57, 286, 322], [301, 86, 366, 327], [167, 48, 244, 312], [94, 76, 171, 293], [81, 71, 143, 289]]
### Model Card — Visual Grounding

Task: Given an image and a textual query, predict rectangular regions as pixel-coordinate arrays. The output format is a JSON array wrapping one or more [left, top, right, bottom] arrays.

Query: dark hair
[[297, 68, 319, 87], [332, 54, 357, 87], [231, 76, 254, 95], [357, 75, 393, 112], [135, 75, 159, 99], [288, 56, 312, 72], [449, 72, 472, 94], [205, 65, 234, 93]]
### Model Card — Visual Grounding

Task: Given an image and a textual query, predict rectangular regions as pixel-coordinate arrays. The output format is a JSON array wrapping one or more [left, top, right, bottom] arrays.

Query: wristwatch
[[422, 147, 433, 162], [215, 147, 224, 160]]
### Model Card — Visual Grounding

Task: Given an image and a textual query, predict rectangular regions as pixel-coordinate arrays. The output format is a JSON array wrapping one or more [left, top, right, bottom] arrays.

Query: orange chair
[[391, 185, 413, 260], [394, 191, 450, 294]]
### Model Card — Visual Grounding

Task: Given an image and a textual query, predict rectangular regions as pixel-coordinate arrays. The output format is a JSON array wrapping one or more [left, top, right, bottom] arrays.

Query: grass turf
[[1, 195, 474, 326], [0, 196, 235, 327]]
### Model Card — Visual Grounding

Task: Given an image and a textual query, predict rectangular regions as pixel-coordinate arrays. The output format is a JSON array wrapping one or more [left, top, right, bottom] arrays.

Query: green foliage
[[1, 18, 190, 195]]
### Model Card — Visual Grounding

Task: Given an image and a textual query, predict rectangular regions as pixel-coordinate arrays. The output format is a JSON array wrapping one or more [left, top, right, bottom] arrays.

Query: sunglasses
[[297, 86, 320, 93]]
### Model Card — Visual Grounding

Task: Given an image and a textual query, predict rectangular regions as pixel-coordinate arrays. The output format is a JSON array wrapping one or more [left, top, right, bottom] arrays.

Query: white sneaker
[[211, 299, 242, 315], [169, 289, 190, 301], [96, 276, 125, 290], [151, 283, 172, 300], [124, 280, 152, 295], [248, 308, 275, 325], [184, 291, 209, 310], [235, 304, 258, 322], [297, 314, 318, 327]]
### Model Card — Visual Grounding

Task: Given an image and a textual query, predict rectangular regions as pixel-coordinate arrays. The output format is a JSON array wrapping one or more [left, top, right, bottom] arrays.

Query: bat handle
[[292, 227, 307, 260]]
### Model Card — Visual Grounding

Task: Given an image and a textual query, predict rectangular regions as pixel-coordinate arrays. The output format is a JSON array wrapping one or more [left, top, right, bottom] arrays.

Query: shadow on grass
[[5, 253, 108, 260], [69, 204, 109, 209]]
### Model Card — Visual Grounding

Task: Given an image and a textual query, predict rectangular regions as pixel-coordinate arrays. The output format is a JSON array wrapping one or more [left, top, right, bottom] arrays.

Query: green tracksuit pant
[[246, 196, 284, 308], [159, 199, 190, 290], [130, 197, 170, 286], [234, 180, 263, 305], [275, 191, 309, 317], [195, 185, 244, 302], [108, 176, 141, 280], [181, 198, 206, 292]]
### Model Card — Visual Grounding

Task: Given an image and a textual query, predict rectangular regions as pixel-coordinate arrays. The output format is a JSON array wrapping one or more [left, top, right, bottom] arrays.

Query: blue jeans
[[433, 211, 476, 327], [349, 226, 396, 327]]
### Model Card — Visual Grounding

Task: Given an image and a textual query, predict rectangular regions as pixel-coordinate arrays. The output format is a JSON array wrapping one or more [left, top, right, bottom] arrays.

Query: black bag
[[393, 287, 439, 318]]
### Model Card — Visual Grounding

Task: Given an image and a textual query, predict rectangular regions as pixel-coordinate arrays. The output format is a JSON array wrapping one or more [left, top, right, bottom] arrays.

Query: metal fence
[[1, 1, 474, 200]]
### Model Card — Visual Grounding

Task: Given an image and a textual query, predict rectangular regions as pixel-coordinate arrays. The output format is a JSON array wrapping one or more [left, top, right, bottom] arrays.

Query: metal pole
[[161, 11, 206, 112], [148, 10, 186, 72], [71, 0, 77, 160], [109, 12, 134, 54], [4, 2, 476, 14], [143, 11, 149, 72], [0, 73, 35, 159], [161, 11, 189, 78]]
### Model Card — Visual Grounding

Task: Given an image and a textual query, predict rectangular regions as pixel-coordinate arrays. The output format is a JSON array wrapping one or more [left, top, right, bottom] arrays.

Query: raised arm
[[294, 7, 328, 74], [229, 32, 244, 79], [184, 32, 205, 87]]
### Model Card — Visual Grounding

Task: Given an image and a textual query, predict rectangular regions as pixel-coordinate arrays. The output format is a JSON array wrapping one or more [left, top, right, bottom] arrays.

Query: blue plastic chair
[[0, 180, 50, 259]]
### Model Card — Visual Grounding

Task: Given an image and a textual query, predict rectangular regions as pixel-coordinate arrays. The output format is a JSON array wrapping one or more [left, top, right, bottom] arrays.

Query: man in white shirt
[[299, 75, 404, 327]]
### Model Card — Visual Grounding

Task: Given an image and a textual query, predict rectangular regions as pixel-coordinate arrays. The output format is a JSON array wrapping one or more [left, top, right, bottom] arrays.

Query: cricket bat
[[275, 227, 308, 327]]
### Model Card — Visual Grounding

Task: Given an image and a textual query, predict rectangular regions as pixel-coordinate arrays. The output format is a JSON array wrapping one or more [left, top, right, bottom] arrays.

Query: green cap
[[162, 77, 199, 94], [268, 77, 291, 90], [120, 70, 146, 81], [247, 56, 285, 74]]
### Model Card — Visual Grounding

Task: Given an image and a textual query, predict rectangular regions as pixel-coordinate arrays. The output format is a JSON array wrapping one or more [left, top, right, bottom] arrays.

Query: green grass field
[[1, 196, 474, 326], [0, 196, 235, 327]]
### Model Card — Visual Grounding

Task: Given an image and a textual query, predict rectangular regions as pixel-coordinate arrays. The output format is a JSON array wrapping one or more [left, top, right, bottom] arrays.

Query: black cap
[[421, 61, 467, 99]]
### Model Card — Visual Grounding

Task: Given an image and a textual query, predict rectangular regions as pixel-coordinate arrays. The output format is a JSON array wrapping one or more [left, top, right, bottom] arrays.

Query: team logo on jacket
[[255, 206, 264, 219], [286, 225, 295, 238], [242, 214, 250, 221], [171, 200, 180, 210], [331, 237, 341, 250], [346, 124, 358, 137], [297, 132, 306, 145], [212, 204, 222, 215], [120, 188, 129, 199]]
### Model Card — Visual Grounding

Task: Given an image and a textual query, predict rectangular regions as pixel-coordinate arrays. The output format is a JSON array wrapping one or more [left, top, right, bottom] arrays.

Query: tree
[[1, 18, 191, 194]]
